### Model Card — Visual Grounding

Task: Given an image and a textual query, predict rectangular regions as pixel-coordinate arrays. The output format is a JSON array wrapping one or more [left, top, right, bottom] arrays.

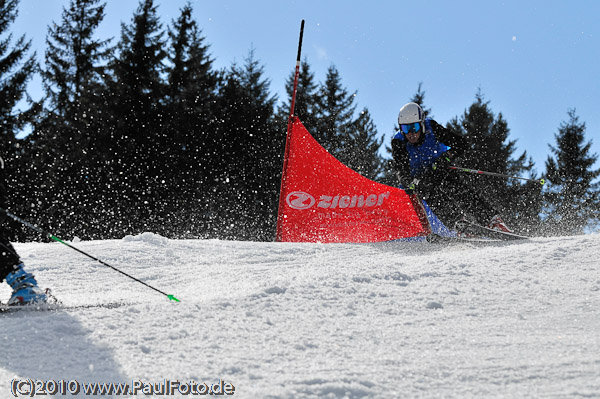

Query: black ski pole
[[449, 165, 545, 185], [0, 207, 180, 302]]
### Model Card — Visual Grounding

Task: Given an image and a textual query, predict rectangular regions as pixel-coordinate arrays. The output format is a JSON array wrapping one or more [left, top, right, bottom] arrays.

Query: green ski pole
[[0, 207, 180, 302]]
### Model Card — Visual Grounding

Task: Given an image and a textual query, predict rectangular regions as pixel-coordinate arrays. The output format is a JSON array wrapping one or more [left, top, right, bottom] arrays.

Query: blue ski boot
[[6, 264, 47, 306]]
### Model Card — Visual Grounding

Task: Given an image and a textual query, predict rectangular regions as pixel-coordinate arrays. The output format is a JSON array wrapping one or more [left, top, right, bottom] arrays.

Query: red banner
[[276, 117, 430, 243]]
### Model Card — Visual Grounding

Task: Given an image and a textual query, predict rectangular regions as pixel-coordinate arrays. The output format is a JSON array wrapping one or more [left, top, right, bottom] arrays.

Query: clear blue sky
[[11, 0, 600, 175]]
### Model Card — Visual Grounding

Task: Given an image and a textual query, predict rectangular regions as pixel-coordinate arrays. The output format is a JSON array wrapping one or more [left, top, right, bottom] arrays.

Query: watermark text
[[10, 378, 235, 397]]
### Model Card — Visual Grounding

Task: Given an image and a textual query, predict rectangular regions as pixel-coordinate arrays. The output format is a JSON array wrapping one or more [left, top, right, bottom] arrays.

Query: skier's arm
[[412, 121, 468, 187], [429, 119, 468, 158]]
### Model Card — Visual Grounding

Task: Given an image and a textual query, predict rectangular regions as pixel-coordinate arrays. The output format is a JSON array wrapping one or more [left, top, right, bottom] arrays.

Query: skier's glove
[[432, 153, 454, 175], [432, 156, 451, 171], [404, 178, 420, 195]]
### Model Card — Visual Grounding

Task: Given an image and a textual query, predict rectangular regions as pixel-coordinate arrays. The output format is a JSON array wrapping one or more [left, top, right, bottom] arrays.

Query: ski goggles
[[400, 122, 422, 135]]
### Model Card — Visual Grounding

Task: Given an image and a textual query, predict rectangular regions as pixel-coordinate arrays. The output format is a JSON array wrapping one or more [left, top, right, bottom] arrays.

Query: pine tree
[[409, 82, 433, 119], [344, 108, 384, 180], [163, 3, 219, 236], [278, 59, 320, 132], [107, 0, 168, 234], [313, 65, 356, 158], [446, 90, 536, 227], [544, 109, 600, 234], [213, 49, 280, 240], [41, 0, 111, 117], [28, 0, 112, 239], [0, 0, 37, 240], [0, 0, 36, 154]]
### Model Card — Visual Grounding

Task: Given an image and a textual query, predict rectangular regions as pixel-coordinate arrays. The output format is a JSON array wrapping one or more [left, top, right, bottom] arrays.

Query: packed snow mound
[[1, 234, 599, 398], [122, 231, 169, 246]]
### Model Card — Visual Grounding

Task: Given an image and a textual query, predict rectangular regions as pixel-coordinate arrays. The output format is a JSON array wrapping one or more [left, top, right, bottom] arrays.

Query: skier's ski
[[0, 302, 58, 313], [0, 288, 60, 313], [427, 233, 504, 245], [0, 301, 130, 314], [60, 302, 131, 311], [455, 219, 530, 241]]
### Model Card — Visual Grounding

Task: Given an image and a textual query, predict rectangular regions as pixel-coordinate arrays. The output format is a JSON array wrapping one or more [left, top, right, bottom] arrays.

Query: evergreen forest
[[1, 0, 598, 241]]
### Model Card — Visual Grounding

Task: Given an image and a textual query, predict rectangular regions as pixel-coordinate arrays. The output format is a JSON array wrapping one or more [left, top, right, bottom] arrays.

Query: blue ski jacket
[[392, 118, 467, 183]]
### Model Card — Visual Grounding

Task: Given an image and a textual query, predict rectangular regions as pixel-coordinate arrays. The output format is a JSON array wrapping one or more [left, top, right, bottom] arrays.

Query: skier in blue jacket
[[391, 102, 511, 233], [0, 156, 48, 305]]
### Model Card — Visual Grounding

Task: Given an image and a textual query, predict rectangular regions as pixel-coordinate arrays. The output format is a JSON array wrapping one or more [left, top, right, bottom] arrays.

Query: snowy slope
[[1, 233, 599, 398]]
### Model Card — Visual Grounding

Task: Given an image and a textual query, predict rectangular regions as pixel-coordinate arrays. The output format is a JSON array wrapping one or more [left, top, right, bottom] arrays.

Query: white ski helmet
[[398, 102, 424, 125]]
